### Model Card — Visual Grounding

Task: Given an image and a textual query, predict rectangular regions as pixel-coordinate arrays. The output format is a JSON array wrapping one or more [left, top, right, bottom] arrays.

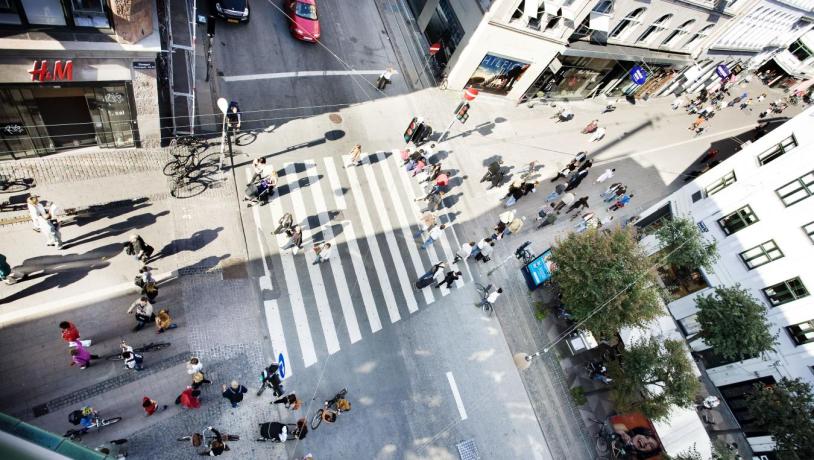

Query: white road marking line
[[304, 160, 362, 344], [343, 155, 402, 324], [268, 167, 318, 368], [322, 157, 347, 210], [359, 156, 420, 314], [373, 151, 434, 305], [446, 372, 467, 421], [338, 220, 382, 333], [286, 162, 341, 356], [223, 69, 384, 82], [263, 300, 290, 378], [392, 150, 466, 290]]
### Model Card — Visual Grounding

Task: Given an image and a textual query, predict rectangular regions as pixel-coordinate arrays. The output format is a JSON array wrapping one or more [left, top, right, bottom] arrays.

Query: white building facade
[[637, 106, 814, 456]]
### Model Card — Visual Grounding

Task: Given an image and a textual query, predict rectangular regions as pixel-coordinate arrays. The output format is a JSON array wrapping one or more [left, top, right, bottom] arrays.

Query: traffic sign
[[463, 87, 479, 101], [716, 64, 731, 79], [277, 353, 286, 379], [429, 42, 441, 56], [629, 66, 647, 85]]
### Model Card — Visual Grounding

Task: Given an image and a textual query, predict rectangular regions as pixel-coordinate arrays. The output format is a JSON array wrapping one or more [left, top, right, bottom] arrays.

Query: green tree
[[746, 378, 814, 459], [609, 337, 700, 421], [693, 285, 777, 362], [550, 227, 663, 338], [655, 217, 719, 271], [667, 444, 702, 460]]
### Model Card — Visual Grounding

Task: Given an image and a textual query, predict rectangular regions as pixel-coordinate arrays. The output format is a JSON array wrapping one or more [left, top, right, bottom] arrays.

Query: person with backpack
[[135, 267, 158, 302], [227, 101, 241, 134], [272, 393, 302, 410], [124, 234, 153, 265], [120, 341, 144, 371], [127, 296, 154, 331], [68, 406, 97, 433]]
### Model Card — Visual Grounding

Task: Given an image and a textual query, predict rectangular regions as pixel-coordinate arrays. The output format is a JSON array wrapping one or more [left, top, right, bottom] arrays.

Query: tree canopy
[[609, 337, 700, 421], [694, 285, 777, 362], [746, 378, 814, 459], [550, 227, 663, 338], [655, 217, 719, 271]]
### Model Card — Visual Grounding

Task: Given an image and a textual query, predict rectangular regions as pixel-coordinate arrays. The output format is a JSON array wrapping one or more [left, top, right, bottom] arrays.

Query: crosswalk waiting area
[[247, 149, 474, 377]]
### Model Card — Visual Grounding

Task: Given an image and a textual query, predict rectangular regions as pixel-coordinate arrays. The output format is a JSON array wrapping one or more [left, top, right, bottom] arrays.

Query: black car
[[214, 0, 250, 23]]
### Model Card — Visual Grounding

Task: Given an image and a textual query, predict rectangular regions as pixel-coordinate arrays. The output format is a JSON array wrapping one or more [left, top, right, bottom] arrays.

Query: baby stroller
[[243, 178, 272, 207], [256, 419, 307, 442]]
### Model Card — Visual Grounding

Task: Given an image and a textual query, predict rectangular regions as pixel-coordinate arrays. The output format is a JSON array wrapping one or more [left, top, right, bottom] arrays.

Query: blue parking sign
[[629, 66, 647, 85], [277, 353, 286, 379]]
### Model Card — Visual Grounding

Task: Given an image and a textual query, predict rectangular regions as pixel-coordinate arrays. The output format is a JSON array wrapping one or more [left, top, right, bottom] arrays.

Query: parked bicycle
[[106, 341, 170, 361], [0, 174, 35, 193], [588, 417, 626, 460], [474, 282, 498, 316], [310, 389, 350, 430]]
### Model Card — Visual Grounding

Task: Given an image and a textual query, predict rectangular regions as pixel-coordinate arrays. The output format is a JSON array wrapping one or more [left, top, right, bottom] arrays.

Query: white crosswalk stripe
[[322, 157, 347, 211], [358, 156, 419, 314], [266, 167, 318, 368], [343, 157, 402, 324], [248, 151, 472, 370], [303, 160, 362, 344], [285, 162, 341, 356]]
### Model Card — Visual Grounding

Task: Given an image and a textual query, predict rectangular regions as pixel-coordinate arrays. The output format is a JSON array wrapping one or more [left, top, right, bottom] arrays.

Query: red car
[[286, 0, 320, 42]]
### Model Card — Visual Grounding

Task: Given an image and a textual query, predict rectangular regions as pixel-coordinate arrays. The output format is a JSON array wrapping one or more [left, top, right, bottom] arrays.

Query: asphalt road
[[211, 0, 409, 131]]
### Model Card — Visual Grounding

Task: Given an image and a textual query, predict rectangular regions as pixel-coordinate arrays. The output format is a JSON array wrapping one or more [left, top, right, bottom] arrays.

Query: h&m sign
[[29, 60, 73, 82]]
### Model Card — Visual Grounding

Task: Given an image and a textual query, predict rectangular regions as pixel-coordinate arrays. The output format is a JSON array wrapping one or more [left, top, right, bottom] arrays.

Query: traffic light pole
[[438, 117, 457, 143]]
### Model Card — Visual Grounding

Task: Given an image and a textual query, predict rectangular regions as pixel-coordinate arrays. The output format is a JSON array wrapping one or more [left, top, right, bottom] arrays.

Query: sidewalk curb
[[0, 270, 178, 328]]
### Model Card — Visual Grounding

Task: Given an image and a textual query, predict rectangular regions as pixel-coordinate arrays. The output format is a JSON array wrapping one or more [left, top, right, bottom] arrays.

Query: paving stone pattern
[[0, 149, 166, 184]]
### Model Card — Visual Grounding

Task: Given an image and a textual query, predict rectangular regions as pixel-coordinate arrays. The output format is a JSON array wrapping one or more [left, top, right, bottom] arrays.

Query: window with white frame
[[787, 320, 814, 346], [763, 277, 809, 307], [661, 19, 695, 47], [609, 7, 645, 40], [685, 24, 714, 49], [804, 221, 814, 244]]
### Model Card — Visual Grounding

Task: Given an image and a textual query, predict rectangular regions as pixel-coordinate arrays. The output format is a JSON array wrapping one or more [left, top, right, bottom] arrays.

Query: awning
[[653, 407, 713, 459], [589, 11, 611, 33], [772, 53, 808, 79], [563, 40, 693, 66]]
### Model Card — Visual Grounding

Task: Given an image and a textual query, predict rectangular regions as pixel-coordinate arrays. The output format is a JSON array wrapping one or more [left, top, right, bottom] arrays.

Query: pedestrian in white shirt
[[671, 96, 683, 110], [312, 242, 333, 265], [420, 224, 447, 250], [589, 127, 607, 142], [595, 168, 616, 183], [477, 287, 503, 308], [377, 67, 396, 90], [452, 241, 475, 264], [26, 196, 47, 232], [187, 357, 203, 375]]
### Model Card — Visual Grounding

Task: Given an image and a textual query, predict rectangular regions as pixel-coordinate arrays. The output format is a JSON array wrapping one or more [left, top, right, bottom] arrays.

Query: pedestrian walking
[[553, 192, 575, 211], [155, 309, 177, 333], [435, 271, 462, 289], [120, 343, 144, 371], [274, 212, 294, 235], [601, 183, 624, 202], [588, 127, 606, 142], [37, 214, 63, 249], [565, 169, 589, 191], [537, 212, 558, 229], [477, 287, 503, 308], [577, 159, 593, 173], [480, 159, 504, 184], [671, 96, 684, 110], [26, 196, 47, 232], [142, 397, 167, 416], [608, 194, 634, 212], [566, 196, 589, 216], [124, 234, 153, 265], [421, 162, 443, 183], [503, 180, 524, 207], [506, 216, 526, 235], [426, 191, 445, 212], [311, 242, 333, 265], [604, 184, 627, 202], [187, 357, 203, 375], [136, 267, 158, 302], [273, 393, 302, 410], [69, 340, 99, 369], [416, 173, 449, 201], [0, 254, 22, 285], [420, 224, 447, 250], [60, 321, 83, 345], [550, 160, 578, 182], [376, 67, 395, 90], [414, 211, 437, 238], [175, 387, 201, 409], [535, 204, 555, 221], [474, 238, 495, 262], [452, 241, 475, 264], [285, 225, 304, 254], [192, 371, 212, 389], [575, 212, 599, 233], [127, 296, 154, 332], [347, 144, 363, 167], [222, 380, 248, 408], [250, 157, 268, 184], [595, 168, 615, 183], [416, 261, 446, 289]]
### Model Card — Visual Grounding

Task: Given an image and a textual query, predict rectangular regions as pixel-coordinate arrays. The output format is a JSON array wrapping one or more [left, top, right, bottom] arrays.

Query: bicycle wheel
[[99, 417, 122, 428], [310, 409, 324, 430], [337, 388, 347, 399]]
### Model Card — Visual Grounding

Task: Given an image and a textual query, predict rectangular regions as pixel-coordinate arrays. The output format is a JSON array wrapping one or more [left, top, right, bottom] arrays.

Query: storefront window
[[23, 0, 67, 26], [0, 88, 53, 160], [0, 0, 22, 24], [547, 56, 618, 98], [85, 85, 135, 148], [70, 0, 109, 28]]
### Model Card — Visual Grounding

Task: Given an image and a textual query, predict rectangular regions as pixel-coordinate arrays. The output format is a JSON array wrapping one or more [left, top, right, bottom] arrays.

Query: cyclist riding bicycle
[[79, 406, 97, 432], [322, 396, 351, 423], [200, 427, 230, 456]]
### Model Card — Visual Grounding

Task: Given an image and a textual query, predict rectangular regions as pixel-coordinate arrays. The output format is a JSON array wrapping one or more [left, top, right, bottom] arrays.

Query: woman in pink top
[[69, 341, 99, 369]]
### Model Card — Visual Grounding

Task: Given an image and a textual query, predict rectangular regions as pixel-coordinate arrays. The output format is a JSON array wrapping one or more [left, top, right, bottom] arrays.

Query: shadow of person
[[152, 227, 224, 261], [0, 242, 120, 304], [62, 210, 171, 249], [71, 198, 152, 227]]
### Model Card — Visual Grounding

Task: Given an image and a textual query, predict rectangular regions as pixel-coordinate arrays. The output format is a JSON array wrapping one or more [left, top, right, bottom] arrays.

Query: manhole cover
[[328, 113, 342, 124], [456, 439, 479, 460]]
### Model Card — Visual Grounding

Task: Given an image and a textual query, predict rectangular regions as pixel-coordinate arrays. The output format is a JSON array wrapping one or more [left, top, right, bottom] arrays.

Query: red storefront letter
[[53, 60, 73, 81], [29, 60, 48, 81]]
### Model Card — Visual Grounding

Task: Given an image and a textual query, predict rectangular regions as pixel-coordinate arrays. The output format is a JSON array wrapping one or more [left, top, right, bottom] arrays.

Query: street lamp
[[217, 97, 230, 170], [513, 349, 549, 370]]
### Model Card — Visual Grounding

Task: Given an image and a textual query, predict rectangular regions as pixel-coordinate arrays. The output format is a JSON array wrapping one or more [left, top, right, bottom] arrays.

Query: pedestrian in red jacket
[[142, 397, 167, 416], [60, 321, 80, 344], [175, 387, 201, 409]]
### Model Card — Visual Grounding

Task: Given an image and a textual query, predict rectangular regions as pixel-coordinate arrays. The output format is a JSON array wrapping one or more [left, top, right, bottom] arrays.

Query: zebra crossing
[[248, 149, 472, 377]]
